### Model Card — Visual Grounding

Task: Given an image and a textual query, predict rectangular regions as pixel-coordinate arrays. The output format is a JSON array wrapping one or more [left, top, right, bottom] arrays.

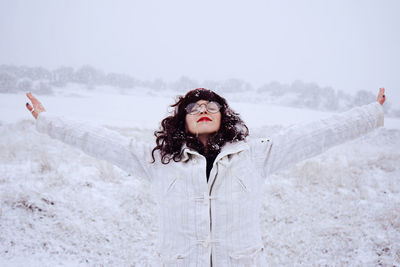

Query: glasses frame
[[185, 101, 222, 115]]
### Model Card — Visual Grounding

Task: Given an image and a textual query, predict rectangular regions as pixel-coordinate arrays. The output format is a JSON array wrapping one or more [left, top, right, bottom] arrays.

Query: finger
[[26, 93, 37, 106], [26, 92, 45, 111], [377, 88, 386, 105], [26, 92, 34, 101], [30, 95, 39, 105], [26, 102, 33, 112], [31, 110, 38, 119], [26, 92, 39, 104], [26, 102, 38, 118]]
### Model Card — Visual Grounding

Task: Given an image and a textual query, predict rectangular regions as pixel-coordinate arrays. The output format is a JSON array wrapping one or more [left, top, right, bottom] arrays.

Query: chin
[[198, 130, 219, 136], [197, 127, 218, 133]]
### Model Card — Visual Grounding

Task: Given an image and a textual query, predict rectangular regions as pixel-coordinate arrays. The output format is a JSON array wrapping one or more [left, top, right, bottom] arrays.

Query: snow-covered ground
[[0, 89, 399, 266]]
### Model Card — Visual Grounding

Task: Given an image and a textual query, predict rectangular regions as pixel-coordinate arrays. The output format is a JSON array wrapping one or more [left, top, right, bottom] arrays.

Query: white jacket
[[36, 102, 384, 266]]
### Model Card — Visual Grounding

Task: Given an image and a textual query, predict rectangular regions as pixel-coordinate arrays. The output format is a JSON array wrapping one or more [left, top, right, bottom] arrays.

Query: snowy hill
[[0, 89, 399, 266]]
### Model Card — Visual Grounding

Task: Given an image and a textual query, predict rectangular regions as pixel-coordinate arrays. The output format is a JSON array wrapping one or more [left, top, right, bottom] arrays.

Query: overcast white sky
[[1, 0, 399, 101]]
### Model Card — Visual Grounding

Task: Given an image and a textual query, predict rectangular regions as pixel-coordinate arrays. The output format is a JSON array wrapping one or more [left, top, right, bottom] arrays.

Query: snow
[[0, 88, 399, 266]]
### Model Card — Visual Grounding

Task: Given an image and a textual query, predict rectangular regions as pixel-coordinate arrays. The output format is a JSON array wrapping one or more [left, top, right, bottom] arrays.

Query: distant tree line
[[256, 80, 390, 112], [0, 65, 139, 93], [0, 64, 397, 117], [0, 65, 255, 94]]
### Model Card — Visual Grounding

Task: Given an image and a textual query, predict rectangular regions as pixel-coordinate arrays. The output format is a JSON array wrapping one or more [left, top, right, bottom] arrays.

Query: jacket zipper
[[208, 162, 213, 267], [202, 155, 217, 267], [209, 195, 212, 267], [209, 165, 218, 267]]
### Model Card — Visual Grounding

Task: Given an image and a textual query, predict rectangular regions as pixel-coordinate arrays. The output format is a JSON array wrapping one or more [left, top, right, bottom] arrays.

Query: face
[[185, 99, 222, 137]]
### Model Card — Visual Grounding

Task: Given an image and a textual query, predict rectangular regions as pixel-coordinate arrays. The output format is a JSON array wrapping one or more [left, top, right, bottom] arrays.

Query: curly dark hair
[[151, 88, 249, 164]]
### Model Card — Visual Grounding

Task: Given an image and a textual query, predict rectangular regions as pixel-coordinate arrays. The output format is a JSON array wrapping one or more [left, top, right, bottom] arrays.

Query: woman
[[26, 88, 386, 266]]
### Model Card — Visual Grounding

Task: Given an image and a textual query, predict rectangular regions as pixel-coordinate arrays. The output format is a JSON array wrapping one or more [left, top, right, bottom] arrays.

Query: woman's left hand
[[26, 92, 46, 119], [377, 87, 386, 105]]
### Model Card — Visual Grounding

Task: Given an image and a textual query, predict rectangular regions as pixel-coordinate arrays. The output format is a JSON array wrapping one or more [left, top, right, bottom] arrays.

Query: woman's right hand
[[26, 92, 46, 119]]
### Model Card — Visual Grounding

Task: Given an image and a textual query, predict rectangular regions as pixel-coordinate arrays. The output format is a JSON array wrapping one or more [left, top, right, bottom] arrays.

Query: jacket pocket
[[229, 166, 253, 194], [165, 176, 179, 194], [163, 173, 183, 196], [229, 245, 265, 266], [235, 175, 251, 192]]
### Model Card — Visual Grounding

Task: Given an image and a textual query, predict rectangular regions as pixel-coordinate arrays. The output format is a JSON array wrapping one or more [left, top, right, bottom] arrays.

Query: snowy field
[[0, 89, 399, 266]]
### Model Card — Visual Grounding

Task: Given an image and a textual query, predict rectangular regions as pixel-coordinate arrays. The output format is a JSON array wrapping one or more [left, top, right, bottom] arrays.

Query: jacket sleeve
[[35, 113, 154, 182], [250, 101, 384, 178]]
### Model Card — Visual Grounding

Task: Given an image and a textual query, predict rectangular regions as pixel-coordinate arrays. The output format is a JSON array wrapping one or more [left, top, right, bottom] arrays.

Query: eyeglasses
[[185, 101, 222, 115]]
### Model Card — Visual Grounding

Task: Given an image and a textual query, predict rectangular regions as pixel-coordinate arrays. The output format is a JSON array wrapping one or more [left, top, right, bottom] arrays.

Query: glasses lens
[[185, 103, 198, 114], [207, 102, 220, 113]]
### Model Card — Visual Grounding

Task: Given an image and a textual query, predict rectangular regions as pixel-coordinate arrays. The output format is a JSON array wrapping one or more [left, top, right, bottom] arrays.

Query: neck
[[198, 134, 208, 147]]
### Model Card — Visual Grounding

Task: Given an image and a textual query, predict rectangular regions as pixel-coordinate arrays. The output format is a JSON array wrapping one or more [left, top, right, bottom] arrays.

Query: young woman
[[26, 88, 386, 266]]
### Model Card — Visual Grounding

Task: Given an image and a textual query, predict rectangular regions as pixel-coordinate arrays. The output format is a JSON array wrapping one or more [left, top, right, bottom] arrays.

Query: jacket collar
[[181, 139, 249, 162]]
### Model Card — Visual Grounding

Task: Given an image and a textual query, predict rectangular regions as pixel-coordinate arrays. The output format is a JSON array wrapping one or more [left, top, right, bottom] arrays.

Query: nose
[[199, 105, 208, 114]]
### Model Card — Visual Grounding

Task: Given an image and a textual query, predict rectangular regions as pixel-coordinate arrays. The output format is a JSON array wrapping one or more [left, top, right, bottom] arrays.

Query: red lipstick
[[197, 117, 212, 122]]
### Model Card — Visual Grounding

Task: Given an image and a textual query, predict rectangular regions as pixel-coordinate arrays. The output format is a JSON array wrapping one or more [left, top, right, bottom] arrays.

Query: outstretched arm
[[250, 88, 386, 177], [26, 93, 153, 181]]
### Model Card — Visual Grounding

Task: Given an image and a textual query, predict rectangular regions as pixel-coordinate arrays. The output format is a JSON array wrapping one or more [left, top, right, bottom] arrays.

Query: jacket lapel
[[181, 140, 249, 162], [181, 140, 250, 192], [208, 141, 249, 190]]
